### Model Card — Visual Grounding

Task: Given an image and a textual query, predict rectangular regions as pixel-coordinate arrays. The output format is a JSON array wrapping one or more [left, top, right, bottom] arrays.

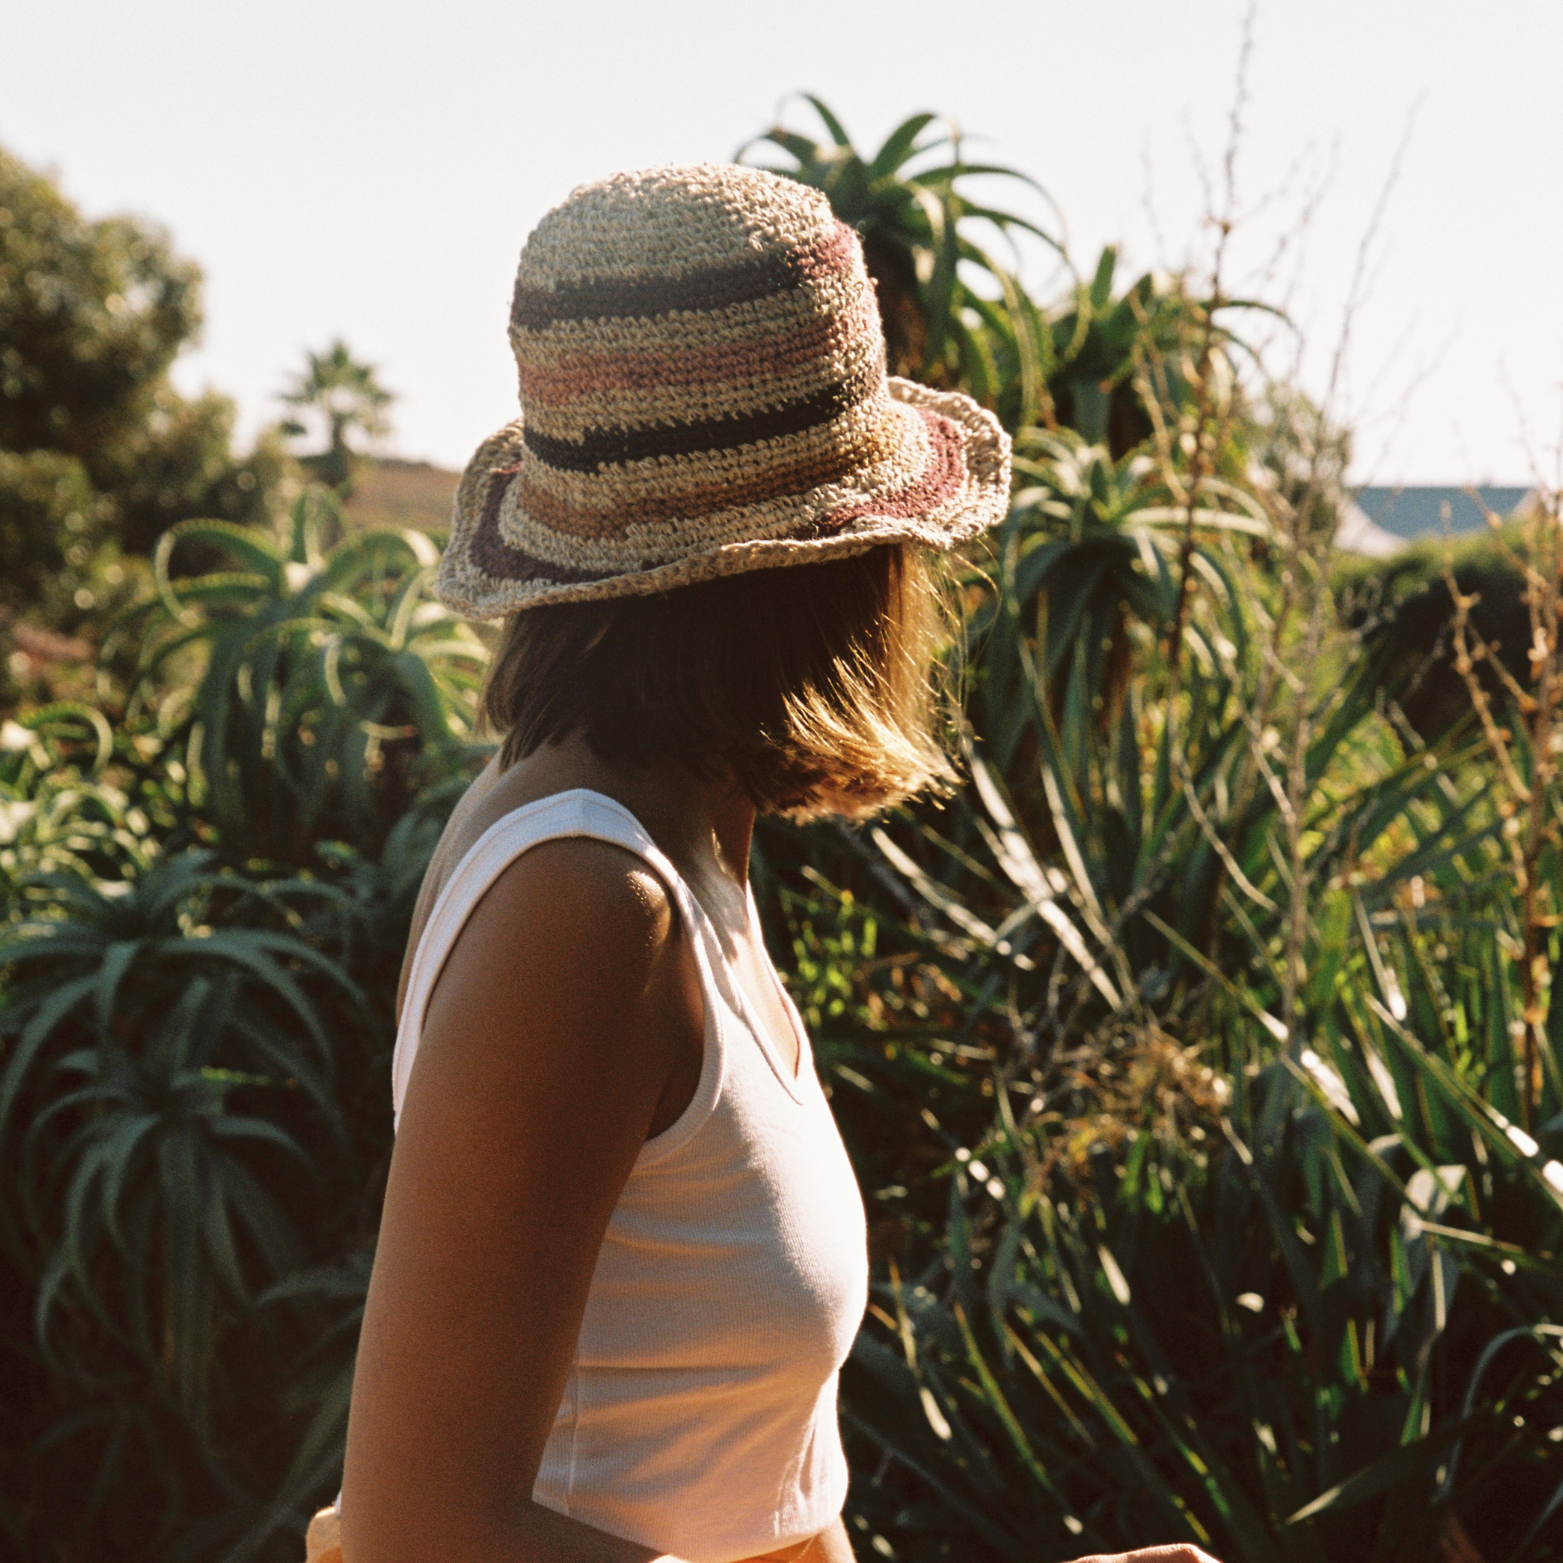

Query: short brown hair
[[479, 542, 959, 821]]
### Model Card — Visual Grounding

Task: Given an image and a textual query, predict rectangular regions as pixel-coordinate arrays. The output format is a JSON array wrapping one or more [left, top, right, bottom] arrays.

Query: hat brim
[[434, 378, 1012, 619]]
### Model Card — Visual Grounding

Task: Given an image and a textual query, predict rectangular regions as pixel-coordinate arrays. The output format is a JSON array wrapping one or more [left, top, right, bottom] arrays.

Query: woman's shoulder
[[474, 831, 678, 956], [410, 830, 689, 1073], [398, 768, 679, 1025], [434, 829, 680, 985]]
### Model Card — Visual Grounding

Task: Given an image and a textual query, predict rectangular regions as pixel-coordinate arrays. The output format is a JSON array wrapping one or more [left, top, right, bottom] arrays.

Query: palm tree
[[279, 340, 395, 493]]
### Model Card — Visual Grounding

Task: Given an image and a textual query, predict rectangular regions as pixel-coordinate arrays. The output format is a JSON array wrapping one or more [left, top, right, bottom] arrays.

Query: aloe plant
[[742, 97, 1063, 430], [788, 398, 1563, 1557], [0, 844, 382, 1556], [840, 1043, 1563, 1561], [811, 720, 1563, 1559], [974, 427, 1268, 774], [127, 487, 487, 864], [0, 703, 159, 895]]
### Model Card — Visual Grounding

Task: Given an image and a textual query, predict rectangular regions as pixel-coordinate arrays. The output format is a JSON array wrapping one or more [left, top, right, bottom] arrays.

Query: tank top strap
[[389, 787, 724, 1128]]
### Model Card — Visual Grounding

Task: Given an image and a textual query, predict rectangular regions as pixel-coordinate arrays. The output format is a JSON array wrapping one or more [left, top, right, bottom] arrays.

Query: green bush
[[1337, 528, 1535, 743]]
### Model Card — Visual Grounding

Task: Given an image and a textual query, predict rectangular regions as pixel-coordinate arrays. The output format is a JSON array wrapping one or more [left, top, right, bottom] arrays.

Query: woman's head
[[451, 164, 1011, 814], [480, 540, 959, 821]]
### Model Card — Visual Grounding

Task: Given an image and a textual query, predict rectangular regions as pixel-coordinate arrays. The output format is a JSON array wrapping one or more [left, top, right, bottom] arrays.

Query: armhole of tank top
[[390, 788, 725, 1154]]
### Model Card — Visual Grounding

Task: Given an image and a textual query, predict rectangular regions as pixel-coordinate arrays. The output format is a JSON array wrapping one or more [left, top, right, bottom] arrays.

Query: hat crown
[[501, 162, 897, 517], [505, 164, 885, 439], [513, 163, 840, 291]]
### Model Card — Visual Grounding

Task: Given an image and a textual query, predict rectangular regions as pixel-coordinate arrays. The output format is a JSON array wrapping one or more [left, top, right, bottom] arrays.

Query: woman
[[327, 164, 1217, 1563]]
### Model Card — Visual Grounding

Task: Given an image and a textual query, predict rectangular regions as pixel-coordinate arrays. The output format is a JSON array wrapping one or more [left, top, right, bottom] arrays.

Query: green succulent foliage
[[1036, 244, 1269, 462], [833, 727, 1563, 1559], [129, 488, 488, 864], [843, 1056, 1563, 1562], [0, 513, 478, 1555], [0, 846, 377, 1557], [246, 1248, 374, 1556], [1, 701, 115, 791], [976, 427, 1268, 773], [742, 107, 1262, 458], [0, 703, 158, 894], [917, 482, 1468, 1069], [742, 97, 1064, 430], [810, 375, 1563, 1556]]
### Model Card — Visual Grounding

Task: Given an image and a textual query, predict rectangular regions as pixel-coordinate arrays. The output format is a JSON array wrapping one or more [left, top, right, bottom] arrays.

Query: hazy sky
[[5, 0, 1560, 484]]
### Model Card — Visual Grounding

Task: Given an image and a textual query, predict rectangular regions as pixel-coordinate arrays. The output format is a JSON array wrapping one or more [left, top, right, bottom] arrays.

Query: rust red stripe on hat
[[515, 293, 880, 405]]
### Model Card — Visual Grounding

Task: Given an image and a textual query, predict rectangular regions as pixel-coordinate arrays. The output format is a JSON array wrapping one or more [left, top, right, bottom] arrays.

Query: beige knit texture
[[437, 162, 1012, 619]]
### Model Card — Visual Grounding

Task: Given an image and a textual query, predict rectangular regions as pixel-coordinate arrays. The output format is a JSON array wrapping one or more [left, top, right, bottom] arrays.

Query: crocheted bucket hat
[[436, 163, 1012, 619]]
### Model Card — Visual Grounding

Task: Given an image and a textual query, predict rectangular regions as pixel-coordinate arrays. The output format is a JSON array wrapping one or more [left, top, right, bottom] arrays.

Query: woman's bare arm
[[341, 837, 705, 1563]]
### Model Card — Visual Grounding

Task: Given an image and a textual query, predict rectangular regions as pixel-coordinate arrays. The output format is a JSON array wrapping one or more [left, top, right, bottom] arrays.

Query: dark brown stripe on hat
[[523, 360, 881, 475], [512, 431, 881, 537], [511, 221, 858, 330], [471, 462, 615, 585], [807, 409, 966, 536]]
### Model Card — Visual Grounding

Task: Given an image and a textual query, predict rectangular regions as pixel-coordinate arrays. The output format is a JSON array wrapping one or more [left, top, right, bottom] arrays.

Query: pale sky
[[5, 0, 1561, 486]]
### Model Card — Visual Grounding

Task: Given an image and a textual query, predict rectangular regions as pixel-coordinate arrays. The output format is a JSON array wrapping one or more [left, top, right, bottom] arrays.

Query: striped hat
[[436, 163, 1012, 618]]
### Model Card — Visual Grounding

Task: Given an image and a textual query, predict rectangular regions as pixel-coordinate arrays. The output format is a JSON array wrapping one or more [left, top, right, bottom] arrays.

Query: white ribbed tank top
[[388, 789, 870, 1563]]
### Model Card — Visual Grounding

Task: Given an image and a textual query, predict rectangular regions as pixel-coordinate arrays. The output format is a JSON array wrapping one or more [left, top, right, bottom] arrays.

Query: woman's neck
[[485, 733, 758, 900]]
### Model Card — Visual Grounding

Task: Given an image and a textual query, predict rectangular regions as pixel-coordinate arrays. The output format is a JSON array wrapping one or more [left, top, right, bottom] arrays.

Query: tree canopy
[[0, 146, 283, 565]]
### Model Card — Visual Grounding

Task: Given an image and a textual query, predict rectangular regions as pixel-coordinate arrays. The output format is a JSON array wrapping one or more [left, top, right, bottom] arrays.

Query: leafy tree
[[0, 449, 122, 710], [279, 340, 395, 494], [0, 145, 283, 560], [0, 448, 102, 610], [0, 149, 199, 456], [1250, 383, 1353, 548]]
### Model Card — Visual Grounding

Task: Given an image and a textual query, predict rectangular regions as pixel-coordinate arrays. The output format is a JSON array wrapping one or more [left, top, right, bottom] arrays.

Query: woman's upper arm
[[341, 838, 689, 1559]]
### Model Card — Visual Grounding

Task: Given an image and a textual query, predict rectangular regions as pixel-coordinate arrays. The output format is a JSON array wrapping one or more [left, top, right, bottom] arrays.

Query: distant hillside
[[342, 456, 460, 535]]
